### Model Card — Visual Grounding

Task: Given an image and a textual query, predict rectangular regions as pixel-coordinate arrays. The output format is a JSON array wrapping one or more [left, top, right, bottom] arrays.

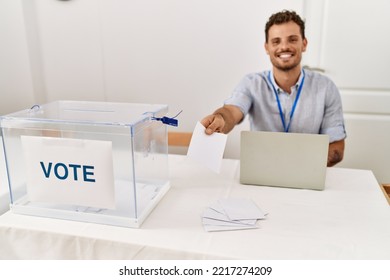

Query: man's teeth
[[279, 54, 292, 58]]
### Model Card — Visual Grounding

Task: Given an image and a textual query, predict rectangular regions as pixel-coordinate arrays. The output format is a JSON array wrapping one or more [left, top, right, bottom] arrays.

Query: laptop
[[240, 131, 329, 190]]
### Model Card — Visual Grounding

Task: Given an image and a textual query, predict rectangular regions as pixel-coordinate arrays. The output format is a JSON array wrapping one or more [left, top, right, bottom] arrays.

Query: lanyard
[[268, 70, 305, 132]]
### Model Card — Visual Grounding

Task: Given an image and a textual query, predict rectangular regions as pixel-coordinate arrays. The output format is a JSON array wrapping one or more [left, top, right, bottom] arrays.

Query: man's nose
[[279, 40, 290, 50]]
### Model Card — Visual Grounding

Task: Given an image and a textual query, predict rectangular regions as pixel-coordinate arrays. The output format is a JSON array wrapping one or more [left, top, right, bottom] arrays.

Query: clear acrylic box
[[0, 100, 170, 227]]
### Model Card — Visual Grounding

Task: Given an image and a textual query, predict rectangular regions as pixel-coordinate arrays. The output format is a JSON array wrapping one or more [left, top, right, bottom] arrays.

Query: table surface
[[0, 154, 390, 260]]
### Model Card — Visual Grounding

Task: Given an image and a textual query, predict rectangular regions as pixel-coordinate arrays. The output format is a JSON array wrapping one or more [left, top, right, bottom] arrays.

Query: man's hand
[[200, 105, 244, 135], [200, 114, 225, 135], [327, 139, 345, 167]]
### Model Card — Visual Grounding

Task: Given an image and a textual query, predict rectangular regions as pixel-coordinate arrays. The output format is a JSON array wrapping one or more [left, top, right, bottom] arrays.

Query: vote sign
[[21, 136, 115, 209]]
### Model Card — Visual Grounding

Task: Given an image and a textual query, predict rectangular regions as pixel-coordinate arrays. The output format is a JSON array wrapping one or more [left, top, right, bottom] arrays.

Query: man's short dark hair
[[265, 10, 305, 42]]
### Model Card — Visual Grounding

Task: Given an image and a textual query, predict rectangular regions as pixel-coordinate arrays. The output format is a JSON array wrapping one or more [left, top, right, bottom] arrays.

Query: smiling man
[[201, 10, 346, 166]]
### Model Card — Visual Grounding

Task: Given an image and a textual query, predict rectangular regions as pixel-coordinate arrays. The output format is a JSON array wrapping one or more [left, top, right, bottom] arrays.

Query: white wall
[[0, 0, 35, 114], [0, 0, 304, 159]]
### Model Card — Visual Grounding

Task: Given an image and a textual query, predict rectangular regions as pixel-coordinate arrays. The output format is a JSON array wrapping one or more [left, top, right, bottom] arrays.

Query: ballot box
[[0, 100, 171, 227]]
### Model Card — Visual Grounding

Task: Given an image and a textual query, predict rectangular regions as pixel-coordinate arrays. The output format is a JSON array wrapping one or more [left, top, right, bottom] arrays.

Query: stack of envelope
[[202, 198, 267, 232]]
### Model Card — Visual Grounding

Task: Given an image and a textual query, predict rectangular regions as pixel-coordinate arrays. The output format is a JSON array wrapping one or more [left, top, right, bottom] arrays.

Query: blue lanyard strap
[[267, 70, 305, 132]]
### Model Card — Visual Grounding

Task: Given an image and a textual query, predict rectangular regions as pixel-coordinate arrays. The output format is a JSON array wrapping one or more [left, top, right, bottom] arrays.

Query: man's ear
[[302, 38, 308, 52], [264, 42, 269, 55]]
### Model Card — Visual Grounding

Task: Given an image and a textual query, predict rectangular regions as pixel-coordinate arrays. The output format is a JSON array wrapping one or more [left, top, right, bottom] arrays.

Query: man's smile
[[277, 52, 294, 59]]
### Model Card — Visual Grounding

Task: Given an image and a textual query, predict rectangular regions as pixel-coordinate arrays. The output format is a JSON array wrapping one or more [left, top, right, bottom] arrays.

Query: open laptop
[[240, 131, 329, 190]]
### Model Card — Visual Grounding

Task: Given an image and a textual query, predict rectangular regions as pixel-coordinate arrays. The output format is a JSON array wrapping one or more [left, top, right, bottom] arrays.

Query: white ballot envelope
[[187, 121, 227, 173]]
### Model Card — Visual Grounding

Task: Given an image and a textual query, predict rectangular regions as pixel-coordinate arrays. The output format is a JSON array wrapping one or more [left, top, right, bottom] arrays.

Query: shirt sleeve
[[223, 74, 254, 116], [320, 79, 347, 142]]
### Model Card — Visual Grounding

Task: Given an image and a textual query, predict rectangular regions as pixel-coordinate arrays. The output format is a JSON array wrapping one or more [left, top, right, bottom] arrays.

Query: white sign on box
[[21, 136, 115, 209]]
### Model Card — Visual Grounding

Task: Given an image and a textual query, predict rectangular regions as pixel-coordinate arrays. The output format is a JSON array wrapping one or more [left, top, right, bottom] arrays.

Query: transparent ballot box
[[0, 101, 171, 228]]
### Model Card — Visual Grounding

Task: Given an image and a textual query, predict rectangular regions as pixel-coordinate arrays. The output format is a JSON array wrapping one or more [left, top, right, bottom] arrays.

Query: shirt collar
[[269, 69, 305, 93]]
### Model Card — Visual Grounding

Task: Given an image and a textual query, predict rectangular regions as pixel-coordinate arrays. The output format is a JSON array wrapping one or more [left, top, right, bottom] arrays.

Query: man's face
[[264, 21, 307, 72]]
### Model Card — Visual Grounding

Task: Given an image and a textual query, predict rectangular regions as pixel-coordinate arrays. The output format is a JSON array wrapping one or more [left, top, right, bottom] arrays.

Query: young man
[[201, 10, 346, 166]]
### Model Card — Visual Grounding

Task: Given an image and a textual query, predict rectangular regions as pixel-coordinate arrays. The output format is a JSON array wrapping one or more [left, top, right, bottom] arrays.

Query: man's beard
[[270, 53, 301, 72], [273, 61, 300, 72]]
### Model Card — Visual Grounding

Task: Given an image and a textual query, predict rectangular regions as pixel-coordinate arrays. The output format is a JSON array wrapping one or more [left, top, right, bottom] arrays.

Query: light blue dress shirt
[[224, 69, 346, 143]]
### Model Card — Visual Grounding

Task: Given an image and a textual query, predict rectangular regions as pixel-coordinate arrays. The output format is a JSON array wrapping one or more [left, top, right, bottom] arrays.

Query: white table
[[0, 155, 389, 259]]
